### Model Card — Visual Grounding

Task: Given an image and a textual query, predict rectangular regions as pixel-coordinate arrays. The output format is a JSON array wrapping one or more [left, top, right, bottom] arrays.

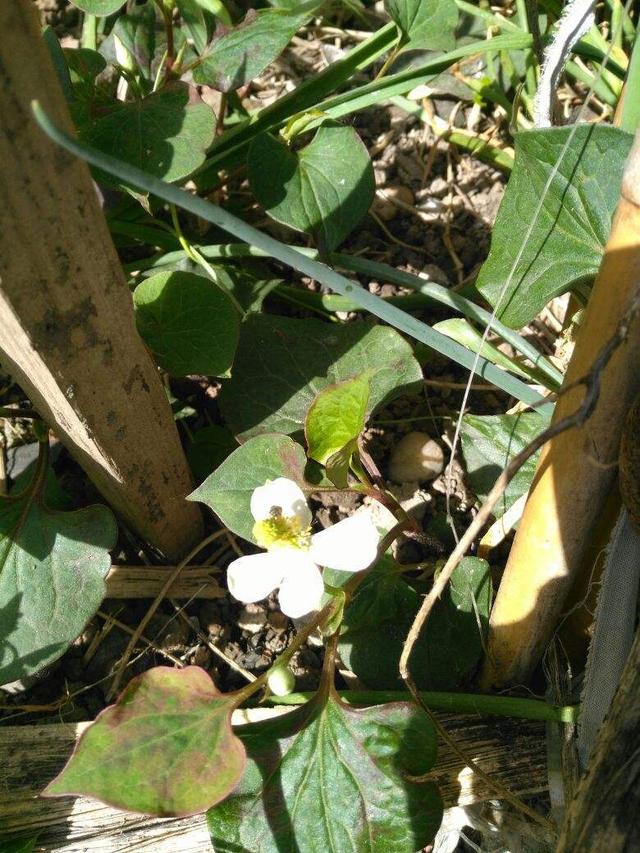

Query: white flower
[[226, 478, 381, 619]]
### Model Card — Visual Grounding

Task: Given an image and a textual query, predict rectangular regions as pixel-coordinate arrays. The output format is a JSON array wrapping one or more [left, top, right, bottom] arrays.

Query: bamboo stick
[[481, 129, 640, 687], [0, 713, 548, 851], [104, 566, 225, 599], [0, 0, 203, 559]]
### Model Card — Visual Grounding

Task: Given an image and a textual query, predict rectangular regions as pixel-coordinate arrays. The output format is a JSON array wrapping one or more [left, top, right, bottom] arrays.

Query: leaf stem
[[168, 205, 245, 314], [258, 689, 579, 723]]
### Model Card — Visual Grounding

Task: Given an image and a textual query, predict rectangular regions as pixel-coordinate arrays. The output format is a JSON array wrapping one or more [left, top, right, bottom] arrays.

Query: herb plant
[[1, 0, 638, 849]]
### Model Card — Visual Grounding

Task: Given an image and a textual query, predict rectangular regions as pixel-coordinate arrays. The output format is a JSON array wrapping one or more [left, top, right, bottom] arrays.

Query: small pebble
[[373, 184, 415, 221], [238, 603, 268, 634], [388, 432, 444, 483]]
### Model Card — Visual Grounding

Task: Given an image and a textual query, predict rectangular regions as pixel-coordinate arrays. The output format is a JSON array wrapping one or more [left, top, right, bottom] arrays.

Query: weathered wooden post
[[0, 0, 204, 559]]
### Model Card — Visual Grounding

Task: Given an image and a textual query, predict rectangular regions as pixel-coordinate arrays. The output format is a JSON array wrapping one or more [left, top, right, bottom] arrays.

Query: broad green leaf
[[249, 124, 375, 251], [0, 450, 116, 686], [339, 557, 491, 690], [45, 666, 246, 816], [64, 48, 107, 86], [189, 434, 308, 541], [476, 125, 634, 328], [187, 425, 238, 483], [305, 373, 370, 465], [433, 318, 536, 381], [220, 315, 423, 441], [460, 411, 550, 517], [176, 0, 211, 55], [70, 0, 123, 15], [192, 1, 321, 92], [79, 85, 215, 183], [207, 692, 442, 852], [385, 0, 458, 51], [111, 4, 157, 78], [134, 270, 239, 376]]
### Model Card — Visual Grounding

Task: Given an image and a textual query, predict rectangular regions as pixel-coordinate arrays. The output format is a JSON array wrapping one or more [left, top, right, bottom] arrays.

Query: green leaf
[[384, 0, 458, 51], [189, 434, 308, 541], [176, 0, 211, 55], [249, 124, 375, 251], [63, 47, 107, 86], [220, 315, 423, 441], [305, 372, 370, 465], [44, 666, 246, 816], [460, 411, 550, 517], [186, 425, 238, 483], [79, 84, 215, 183], [476, 125, 634, 328], [192, 1, 321, 92], [133, 270, 239, 376], [433, 318, 537, 381], [70, 0, 123, 15], [0, 449, 116, 686], [111, 4, 157, 78], [339, 557, 491, 690], [207, 694, 442, 852]]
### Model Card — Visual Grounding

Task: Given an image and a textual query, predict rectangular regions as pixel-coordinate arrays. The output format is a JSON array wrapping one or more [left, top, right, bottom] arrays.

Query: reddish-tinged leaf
[[44, 666, 246, 817]]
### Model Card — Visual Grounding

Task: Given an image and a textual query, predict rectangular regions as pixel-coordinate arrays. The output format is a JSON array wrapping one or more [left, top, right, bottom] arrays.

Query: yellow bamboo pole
[[481, 130, 640, 687]]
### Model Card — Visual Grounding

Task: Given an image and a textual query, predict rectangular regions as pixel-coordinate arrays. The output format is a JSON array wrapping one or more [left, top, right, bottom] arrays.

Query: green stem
[[259, 689, 579, 724], [125, 244, 563, 389], [33, 104, 552, 414], [620, 30, 640, 132], [168, 205, 245, 314], [81, 13, 98, 51]]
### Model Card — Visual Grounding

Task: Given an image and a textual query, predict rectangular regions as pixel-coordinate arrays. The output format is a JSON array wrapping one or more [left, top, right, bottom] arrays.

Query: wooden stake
[[0, 713, 548, 850], [0, 1, 203, 559], [481, 130, 640, 687], [556, 624, 640, 852]]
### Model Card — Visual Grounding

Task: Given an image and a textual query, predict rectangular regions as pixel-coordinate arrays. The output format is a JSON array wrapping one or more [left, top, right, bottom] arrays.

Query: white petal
[[226, 551, 284, 604], [277, 552, 325, 618], [250, 477, 311, 528], [309, 511, 381, 573]]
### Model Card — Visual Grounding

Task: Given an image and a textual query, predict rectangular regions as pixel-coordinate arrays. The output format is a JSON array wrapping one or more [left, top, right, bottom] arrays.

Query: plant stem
[[81, 13, 97, 51], [126, 243, 563, 389], [259, 689, 579, 723], [168, 205, 245, 314], [619, 30, 640, 132], [34, 105, 552, 413]]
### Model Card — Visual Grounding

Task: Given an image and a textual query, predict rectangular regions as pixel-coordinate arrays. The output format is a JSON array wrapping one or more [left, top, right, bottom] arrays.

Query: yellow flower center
[[253, 513, 311, 551]]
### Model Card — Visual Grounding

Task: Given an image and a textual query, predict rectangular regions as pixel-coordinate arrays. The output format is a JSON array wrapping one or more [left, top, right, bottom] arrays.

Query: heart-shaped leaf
[[79, 84, 215, 183], [249, 124, 375, 251], [111, 4, 157, 78], [305, 373, 371, 465], [220, 315, 423, 441], [133, 270, 239, 376], [207, 692, 442, 852], [384, 0, 458, 51], [70, 0, 124, 15], [339, 557, 491, 690], [176, 0, 211, 55], [0, 447, 116, 686], [192, 0, 321, 92], [187, 425, 238, 483], [460, 411, 550, 517], [476, 125, 634, 328], [44, 666, 246, 817], [189, 434, 308, 542]]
